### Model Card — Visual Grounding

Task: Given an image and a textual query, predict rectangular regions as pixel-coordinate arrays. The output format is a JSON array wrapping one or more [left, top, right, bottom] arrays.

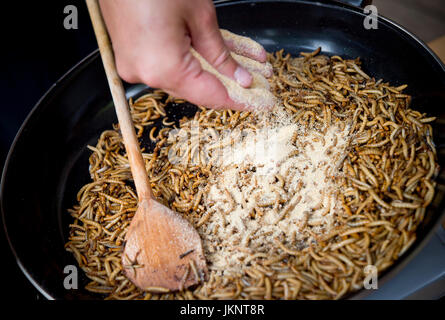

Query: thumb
[[187, 8, 252, 88], [165, 50, 247, 111]]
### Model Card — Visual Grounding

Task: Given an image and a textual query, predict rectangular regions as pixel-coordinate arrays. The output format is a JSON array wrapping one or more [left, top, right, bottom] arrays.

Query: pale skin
[[99, 0, 272, 111]]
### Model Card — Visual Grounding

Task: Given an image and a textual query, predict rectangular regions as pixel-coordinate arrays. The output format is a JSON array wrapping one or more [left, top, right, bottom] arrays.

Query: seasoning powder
[[199, 109, 350, 275]]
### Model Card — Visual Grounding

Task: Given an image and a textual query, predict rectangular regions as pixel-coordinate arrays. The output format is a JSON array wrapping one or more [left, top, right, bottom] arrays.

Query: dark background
[[0, 0, 96, 299]]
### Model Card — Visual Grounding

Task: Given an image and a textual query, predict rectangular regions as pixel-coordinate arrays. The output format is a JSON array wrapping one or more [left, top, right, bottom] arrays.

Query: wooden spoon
[[86, 0, 207, 291]]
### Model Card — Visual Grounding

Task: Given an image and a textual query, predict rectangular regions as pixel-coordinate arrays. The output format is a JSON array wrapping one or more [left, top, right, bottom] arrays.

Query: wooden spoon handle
[[86, 0, 153, 200]]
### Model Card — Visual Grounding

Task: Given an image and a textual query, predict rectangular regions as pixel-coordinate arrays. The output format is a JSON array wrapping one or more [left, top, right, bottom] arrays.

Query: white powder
[[201, 115, 350, 275], [231, 52, 273, 78]]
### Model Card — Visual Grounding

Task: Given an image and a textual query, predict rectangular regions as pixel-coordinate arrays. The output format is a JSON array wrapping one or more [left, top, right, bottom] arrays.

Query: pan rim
[[2, 0, 445, 300], [0, 49, 101, 300], [215, 0, 445, 300]]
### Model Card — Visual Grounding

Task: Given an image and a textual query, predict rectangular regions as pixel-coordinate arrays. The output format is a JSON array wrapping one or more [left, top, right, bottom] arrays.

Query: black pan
[[2, 0, 445, 300]]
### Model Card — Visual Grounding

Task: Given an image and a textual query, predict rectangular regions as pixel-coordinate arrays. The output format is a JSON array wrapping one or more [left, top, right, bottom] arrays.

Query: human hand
[[99, 0, 273, 111]]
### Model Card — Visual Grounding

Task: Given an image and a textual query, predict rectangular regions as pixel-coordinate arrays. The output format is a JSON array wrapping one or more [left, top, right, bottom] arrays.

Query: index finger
[[220, 29, 268, 63]]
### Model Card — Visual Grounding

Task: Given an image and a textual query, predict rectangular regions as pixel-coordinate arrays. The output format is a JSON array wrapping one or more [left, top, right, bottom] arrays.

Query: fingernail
[[264, 63, 273, 78], [234, 66, 252, 87]]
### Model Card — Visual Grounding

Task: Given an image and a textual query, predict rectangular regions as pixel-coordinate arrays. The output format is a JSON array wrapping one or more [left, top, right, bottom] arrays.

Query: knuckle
[[143, 62, 182, 90], [140, 72, 161, 88], [115, 59, 137, 84], [174, 53, 202, 83], [200, 6, 217, 28]]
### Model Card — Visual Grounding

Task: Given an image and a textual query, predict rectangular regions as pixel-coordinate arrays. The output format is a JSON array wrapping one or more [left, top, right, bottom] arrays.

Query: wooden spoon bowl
[[123, 200, 207, 291]]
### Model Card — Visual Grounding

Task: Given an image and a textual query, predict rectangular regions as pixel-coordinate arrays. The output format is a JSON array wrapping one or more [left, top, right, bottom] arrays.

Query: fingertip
[[223, 97, 275, 113], [221, 29, 268, 63], [257, 48, 268, 63], [264, 62, 273, 78], [234, 66, 253, 88]]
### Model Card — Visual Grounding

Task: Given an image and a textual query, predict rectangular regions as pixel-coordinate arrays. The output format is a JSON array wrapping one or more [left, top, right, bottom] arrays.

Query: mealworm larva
[[65, 49, 437, 301]]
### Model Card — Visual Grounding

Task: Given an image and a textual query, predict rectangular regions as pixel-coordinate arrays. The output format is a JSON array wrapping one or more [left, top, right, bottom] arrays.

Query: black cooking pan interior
[[2, 0, 445, 300]]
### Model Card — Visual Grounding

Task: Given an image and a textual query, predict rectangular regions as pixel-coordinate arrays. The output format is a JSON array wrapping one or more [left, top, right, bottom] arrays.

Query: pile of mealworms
[[65, 48, 438, 300]]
